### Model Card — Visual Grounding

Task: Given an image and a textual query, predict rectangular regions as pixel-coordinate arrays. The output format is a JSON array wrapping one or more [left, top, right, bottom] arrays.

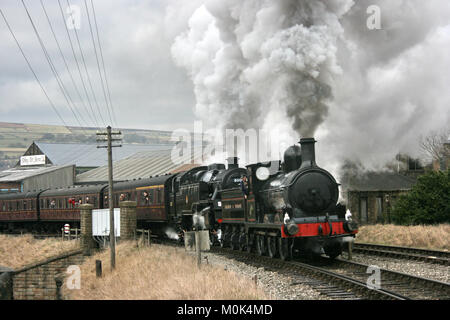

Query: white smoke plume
[[165, 227, 180, 240], [171, 0, 351, 137], [169, 0, 450, 175]]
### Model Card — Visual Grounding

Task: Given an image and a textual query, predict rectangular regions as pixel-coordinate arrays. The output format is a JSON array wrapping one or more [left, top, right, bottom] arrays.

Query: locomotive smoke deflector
[[299, 138, 317, 168]]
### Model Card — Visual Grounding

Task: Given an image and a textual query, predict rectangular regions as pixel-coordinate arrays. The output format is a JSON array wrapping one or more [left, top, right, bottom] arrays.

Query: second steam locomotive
[[0, 138, 358, 259]]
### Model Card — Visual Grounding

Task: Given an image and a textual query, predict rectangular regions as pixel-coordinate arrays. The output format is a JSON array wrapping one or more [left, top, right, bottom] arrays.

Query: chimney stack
[[226, 157, 239, 169], [299, 138, 317, 168]]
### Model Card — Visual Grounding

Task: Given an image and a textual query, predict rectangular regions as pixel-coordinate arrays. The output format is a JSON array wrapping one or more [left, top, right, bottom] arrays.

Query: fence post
[[195, 231, 201, 268], [348, 241, 353, 260], [55, 276, 63, 300], [96, 260, 102, 278]]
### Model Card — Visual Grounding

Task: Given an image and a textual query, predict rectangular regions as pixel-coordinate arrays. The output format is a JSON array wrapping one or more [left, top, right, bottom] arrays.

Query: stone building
[[342, 172, 417, 225]]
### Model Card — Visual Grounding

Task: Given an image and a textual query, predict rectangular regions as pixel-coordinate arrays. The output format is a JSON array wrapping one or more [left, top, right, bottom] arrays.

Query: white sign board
[[20, 155, 46, 166], [92, 208, 120, 237]]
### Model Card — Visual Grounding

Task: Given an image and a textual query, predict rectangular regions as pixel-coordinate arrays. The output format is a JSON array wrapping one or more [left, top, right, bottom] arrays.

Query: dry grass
[[64, 242, 268, 300], [355, 224, 450, 250], [0, 234, 79, 269]]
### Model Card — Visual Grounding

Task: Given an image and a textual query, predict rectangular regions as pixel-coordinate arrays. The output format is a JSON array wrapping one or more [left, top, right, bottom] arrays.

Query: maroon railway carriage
[[0, 190, 40, 224], [39, 184, 107, 229], [108, 175, 175, 227]]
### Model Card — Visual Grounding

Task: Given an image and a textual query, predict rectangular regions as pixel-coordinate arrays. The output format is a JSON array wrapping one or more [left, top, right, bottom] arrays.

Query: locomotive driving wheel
[[255, 234, 266, 256], [246, 233, 253, 253], [267, 236, 278, 258], [278, 237, 292, 261], [238, 231, 247, 251]]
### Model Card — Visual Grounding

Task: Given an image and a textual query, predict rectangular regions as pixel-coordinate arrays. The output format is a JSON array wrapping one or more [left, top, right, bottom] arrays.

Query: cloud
[[0, 0, 196, 129]]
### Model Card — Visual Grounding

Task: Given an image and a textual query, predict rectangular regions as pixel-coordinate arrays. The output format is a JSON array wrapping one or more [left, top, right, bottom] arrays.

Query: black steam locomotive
[[0, 138, 357, 259]]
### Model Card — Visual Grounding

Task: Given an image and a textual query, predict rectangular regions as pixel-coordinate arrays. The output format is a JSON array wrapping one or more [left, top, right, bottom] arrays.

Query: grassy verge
[[355, 224, 450, 250], [63, 242, 268, 300], [0, 234, 79, 269]]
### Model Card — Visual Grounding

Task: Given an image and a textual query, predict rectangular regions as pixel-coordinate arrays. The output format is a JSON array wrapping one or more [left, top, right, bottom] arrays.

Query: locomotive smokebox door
[[184, 231, 210, 252]]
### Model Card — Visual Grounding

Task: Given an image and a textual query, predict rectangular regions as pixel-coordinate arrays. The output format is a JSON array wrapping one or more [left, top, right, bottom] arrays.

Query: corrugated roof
[[0, 165, 74, 182], [34, 142, 174, 167], [75, 148, 204, 183], [342, 171, 417, 192]]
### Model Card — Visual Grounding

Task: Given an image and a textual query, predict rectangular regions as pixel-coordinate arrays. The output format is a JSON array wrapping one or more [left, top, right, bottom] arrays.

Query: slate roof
[[0, 165, 74, 183], [341, 171, 417, 192], [23, 142, 174, 168], [75, 148, 204, 183]]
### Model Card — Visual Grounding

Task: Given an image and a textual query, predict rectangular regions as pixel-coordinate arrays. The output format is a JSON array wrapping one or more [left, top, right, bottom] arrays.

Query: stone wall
[[119, 201, 137, 240], [347, 190, 409, 225], [12, 249, 83, 300]]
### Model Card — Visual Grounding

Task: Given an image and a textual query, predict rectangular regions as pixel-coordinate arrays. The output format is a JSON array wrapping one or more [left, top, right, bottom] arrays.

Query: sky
[[0, 0, 449, 172], [0, 0, 199, 131]]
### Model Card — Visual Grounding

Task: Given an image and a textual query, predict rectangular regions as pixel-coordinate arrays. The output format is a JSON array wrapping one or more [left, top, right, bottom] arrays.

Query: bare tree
[[419, 129, 450, 163]]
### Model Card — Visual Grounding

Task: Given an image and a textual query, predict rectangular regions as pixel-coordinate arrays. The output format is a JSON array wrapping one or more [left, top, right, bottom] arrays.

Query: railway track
[[209, 247, 450, 300], [353, 242, 450, 266]]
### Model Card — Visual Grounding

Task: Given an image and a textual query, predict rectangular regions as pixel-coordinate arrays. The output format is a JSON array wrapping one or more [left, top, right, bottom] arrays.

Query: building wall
[[22, 166, 75, 192], [347, 190, 410, 225]]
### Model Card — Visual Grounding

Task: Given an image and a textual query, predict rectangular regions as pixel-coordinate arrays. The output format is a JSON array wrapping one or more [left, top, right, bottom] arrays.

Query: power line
[[40, 0, 98, 129], [21, 0, 89, 133], [90, 0, 118, 127], [66, 0, 106, 127], [0, 7, 68, 128], [56, 0, 101, 129], [83, 0, 114, 126]]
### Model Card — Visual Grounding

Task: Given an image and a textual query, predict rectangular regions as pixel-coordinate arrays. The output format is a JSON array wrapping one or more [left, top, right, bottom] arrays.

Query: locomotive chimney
[[226, 157, 239, 169], [299, 138, 317, 168]]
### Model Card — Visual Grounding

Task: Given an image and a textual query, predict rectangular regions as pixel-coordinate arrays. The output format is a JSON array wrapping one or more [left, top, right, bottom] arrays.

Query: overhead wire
[[0, 7, 68, 128], [65, 0, 106, 127], [90, 0, 118, 127], [56, 0, 101, 130], [39, 0, 98, 129], [83, 0, 114, 127], [21, 0, 89, 134]]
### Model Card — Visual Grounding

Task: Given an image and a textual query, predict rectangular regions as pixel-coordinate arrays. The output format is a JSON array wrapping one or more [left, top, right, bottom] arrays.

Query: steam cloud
[[171, 0, 351, 138], [169, 0, 450, 174]]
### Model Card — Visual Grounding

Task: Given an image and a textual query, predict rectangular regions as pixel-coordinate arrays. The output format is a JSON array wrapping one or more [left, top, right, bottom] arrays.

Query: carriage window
[[16, 201, 20, 211], [23, 200, 27, 210], [141, 190, 150, 205], [31, 200, 34, 210], [93, 196, 97, 207], [1, 202, 5, 211]]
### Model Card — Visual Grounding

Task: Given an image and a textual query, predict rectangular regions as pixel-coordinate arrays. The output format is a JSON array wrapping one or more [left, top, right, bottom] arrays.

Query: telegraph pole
[[97, 126, 122, 269]]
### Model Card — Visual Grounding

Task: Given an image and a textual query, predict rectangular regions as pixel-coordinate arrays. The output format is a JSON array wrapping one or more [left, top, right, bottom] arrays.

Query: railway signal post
[[97, 126, 122, 270]]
